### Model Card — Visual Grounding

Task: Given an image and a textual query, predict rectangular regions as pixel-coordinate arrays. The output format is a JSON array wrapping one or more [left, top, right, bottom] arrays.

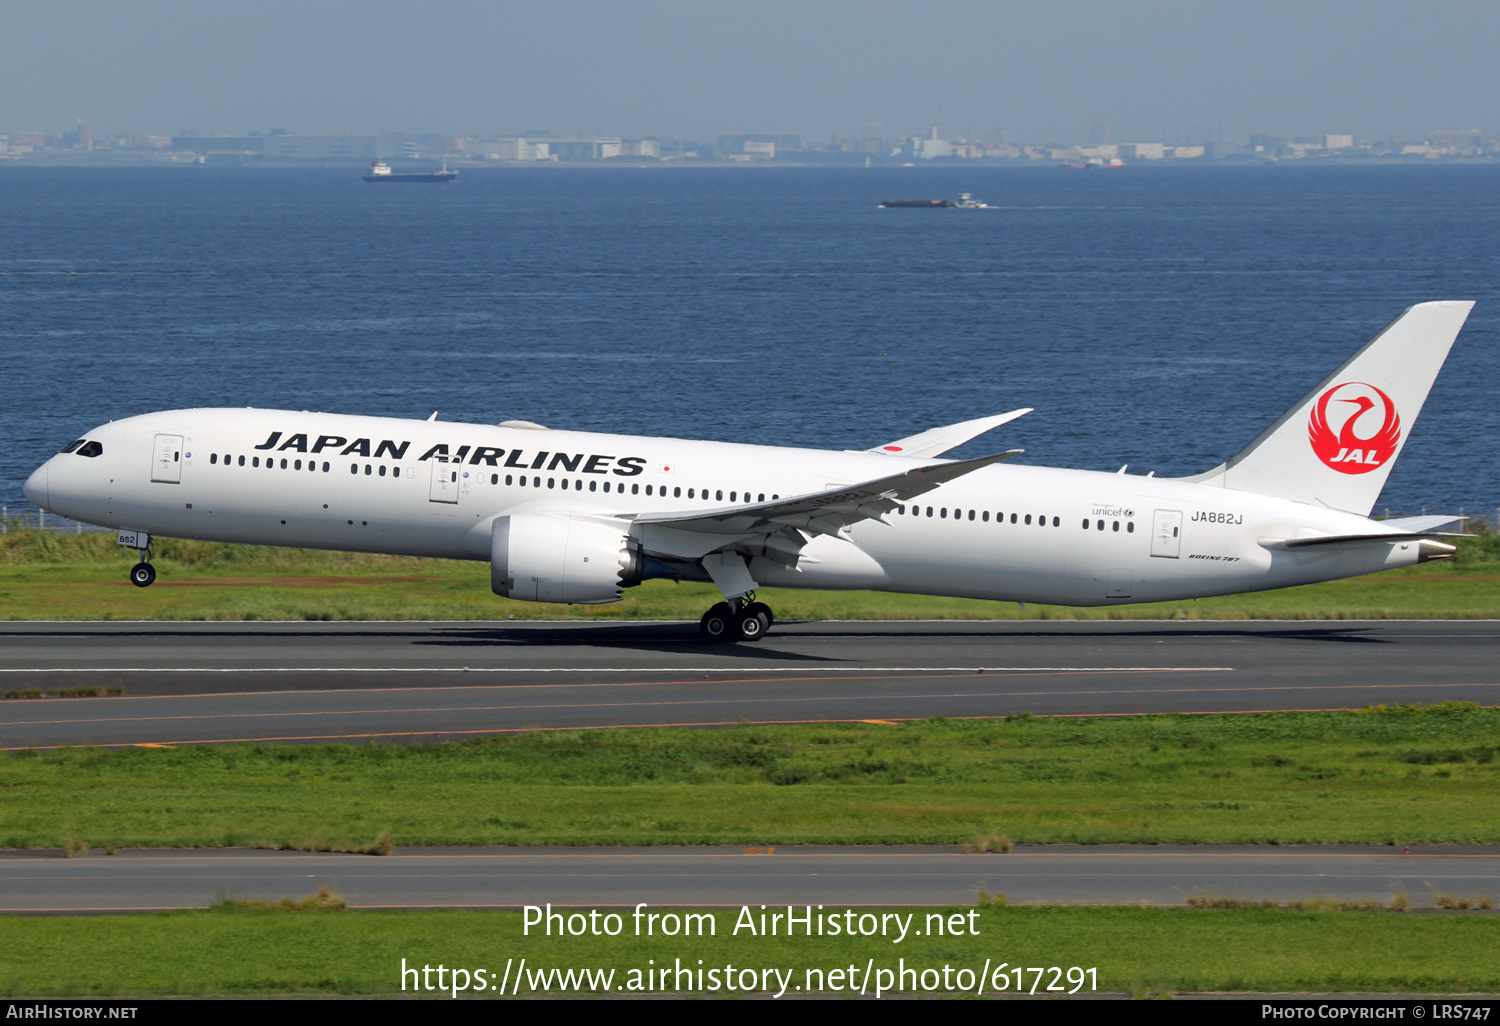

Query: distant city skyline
[[5, 122, 1494, 166], [2, 1, 1496, 143]]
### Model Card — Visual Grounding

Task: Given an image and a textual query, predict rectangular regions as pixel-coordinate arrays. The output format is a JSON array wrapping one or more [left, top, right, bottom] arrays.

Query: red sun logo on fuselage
[[1308, 382, 1401, 475]]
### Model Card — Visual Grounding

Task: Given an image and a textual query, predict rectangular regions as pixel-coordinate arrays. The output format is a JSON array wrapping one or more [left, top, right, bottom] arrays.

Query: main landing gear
[[129, 547, 156, 588], [699, 592, 774, 643]]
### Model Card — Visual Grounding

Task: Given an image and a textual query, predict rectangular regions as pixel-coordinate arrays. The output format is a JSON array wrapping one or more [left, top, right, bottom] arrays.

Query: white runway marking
[[0, 665, 1235, 674]]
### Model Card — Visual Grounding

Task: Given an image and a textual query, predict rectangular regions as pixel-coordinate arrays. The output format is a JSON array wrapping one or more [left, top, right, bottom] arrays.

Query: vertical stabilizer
[[1184, 301, 1473, 515]]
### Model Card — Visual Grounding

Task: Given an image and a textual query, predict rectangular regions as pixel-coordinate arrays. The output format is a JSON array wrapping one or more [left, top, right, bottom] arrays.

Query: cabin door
[[1151, 510, 1183, 558], [428, 460, 459, 503], [151, 434, 183, 483]]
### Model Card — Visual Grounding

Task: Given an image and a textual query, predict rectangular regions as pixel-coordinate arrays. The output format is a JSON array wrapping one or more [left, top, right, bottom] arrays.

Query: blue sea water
[[1, 163, 1497, 516]]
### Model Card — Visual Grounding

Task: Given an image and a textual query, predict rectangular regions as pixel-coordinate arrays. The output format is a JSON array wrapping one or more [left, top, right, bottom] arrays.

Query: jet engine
[[491, 513, 644, 604]]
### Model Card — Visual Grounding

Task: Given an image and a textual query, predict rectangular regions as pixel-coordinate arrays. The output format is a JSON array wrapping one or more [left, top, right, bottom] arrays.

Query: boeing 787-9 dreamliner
[[24, 302, 1474, 641]]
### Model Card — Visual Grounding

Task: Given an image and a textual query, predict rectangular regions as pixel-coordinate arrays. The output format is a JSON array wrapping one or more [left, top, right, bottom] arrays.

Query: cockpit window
[[76, 441, 104, 458], [58, 439, 85, 454]]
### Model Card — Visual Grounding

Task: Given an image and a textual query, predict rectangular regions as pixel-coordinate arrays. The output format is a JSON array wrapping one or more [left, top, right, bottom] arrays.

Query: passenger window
[[758, 493, 766, 502], [548, 478, 555, 489], [645, 485, 652, 495], [982, 511, 989, 522], [940, 508, 948, 519], [379, 465, 386, 477], [1024, 514, 1032, 525], [519, 476, 527, 487], [294, 460, 302, 470], [630, 484, 637, 494], [674, 487, 681, 498], [322, 462, 330, 472], [364, 465, 372, 475], [1052, 516, 1060, 527], [254, 457, 261, 467], [561, 479, 569, 490], [505, 475, 513, 485], [1127, 521, 1135, 533], [1081, 519, 1089, 529], [490, 474, 498, 485], [687, 488, 694, 499], [716, 490, 723, 501], [589, 480, 597, 492], [730, 492, 736, 502], [210, 454, 218, 464], [239, 456, 246, 466], [926, 506, 933, 517], [349, 463, 356, 474], [1097, 519, 1104, 530], [897, 505, 905, 514], [1112, 520, 1120, 532], [1010, 513, 1017, 524]]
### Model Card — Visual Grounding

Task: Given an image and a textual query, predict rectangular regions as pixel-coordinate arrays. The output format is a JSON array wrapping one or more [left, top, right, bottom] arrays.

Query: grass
[[4, 704, 1498, 848], [0, 528, 1498, 620], [215, 886, 347, 913], [0, 905, 1496, 996]]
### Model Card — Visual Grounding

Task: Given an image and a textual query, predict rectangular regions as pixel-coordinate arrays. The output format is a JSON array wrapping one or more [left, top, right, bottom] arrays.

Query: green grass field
[[1, 528, 1499, 620], [1, 905, 1496, 997], [6, 705, 1498, 849]]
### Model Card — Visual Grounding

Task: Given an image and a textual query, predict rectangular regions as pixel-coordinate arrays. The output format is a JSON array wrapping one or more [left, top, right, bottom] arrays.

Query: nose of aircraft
[[23, 462, 49, 510]]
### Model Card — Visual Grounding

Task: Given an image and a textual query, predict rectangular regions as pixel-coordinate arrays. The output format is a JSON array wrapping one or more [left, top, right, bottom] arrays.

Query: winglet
[[868, 408, 1032, 458]]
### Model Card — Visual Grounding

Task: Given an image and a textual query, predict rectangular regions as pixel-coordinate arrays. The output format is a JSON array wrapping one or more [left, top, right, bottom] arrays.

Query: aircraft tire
[[699, 604, 734, 642], [745, 601, 773, 627], [130, 563, 156, 588], [733, 609, 770, 642]]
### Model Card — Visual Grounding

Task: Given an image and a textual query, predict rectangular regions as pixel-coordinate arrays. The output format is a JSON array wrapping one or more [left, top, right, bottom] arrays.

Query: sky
[[2, 0, 1497, 143]]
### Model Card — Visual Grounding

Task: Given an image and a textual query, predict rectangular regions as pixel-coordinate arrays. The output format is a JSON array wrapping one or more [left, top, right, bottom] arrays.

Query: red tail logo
[[1308, 382, 1401, 475]]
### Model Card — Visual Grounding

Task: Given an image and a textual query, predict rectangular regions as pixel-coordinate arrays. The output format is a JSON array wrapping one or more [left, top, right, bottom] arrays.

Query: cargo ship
[[362, 161, 458, 183], [1059, 157, 1125, 169], [880, 193, 992, 209]]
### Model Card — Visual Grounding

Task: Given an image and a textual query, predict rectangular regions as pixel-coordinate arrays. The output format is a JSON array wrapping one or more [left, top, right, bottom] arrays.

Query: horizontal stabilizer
[[868, 409, 1032, 458], [1383, 514, 1466, 533], [1264, 532, 1435, 550]]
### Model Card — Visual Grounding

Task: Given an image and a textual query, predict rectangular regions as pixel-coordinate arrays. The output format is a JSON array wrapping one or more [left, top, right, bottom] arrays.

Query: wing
[[629, 451, 1021, 569], [866, 409, 1032, 458]]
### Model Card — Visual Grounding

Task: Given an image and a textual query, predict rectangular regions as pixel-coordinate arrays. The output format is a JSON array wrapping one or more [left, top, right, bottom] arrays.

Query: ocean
[[1, 162, 1496, 517]]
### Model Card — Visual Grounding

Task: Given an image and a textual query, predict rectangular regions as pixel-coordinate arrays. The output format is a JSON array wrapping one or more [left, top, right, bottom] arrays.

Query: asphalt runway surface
[[0, 620, 1497, 748], [2, 845, 1495, 913]]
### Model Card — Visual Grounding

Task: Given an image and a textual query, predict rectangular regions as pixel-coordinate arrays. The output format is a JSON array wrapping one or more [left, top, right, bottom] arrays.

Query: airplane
[[23, 301, 1474, 643]]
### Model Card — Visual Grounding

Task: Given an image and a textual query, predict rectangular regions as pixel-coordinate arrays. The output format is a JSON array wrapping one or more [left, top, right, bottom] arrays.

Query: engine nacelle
[[490, 514, 636, 604]]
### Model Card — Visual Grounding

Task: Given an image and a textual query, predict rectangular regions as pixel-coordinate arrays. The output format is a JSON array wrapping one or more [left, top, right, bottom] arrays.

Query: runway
[[1, 620, 1497, 748], [2, 845, 1495, 913]]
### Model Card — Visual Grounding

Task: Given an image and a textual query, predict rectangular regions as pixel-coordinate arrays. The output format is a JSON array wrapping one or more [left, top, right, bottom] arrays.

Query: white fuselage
[[26, 408, 1430, 606]]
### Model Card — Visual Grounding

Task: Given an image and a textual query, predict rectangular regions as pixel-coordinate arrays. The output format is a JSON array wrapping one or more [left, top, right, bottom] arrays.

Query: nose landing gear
[[698, 593, 774, 643], [129, 547, 156, 588]]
